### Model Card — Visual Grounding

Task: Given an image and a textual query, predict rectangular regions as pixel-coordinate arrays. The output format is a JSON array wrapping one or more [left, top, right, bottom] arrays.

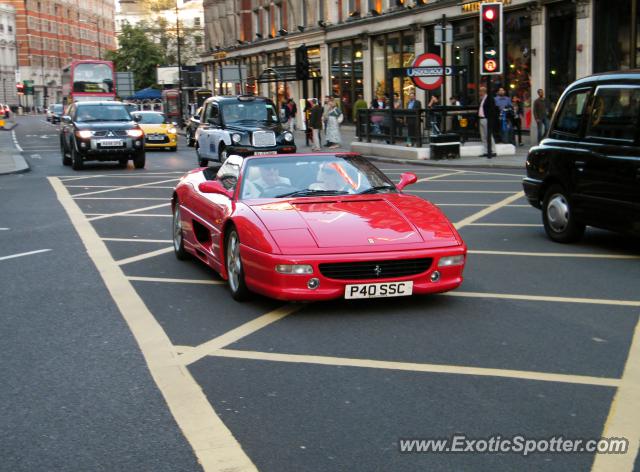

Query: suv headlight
[[231, 133, 242, 144], [283, 131, 294, 142], [127, 129, 144, 138], [76, 130, 93, 139]]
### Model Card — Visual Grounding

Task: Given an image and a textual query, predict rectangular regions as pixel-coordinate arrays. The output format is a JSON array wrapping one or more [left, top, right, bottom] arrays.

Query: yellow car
[[132, 111, 178, 151]]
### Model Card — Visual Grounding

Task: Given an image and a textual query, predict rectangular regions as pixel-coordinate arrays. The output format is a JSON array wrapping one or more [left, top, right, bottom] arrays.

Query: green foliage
[[106, 22, 166, 90]]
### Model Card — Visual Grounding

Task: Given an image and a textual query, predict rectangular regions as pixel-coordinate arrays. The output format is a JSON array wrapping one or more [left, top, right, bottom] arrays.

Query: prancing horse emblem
[[373, 265, 382, 277]]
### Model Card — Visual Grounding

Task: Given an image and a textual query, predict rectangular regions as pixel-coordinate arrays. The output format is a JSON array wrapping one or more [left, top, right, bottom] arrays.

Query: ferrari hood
[[248, 197, 459, 252]]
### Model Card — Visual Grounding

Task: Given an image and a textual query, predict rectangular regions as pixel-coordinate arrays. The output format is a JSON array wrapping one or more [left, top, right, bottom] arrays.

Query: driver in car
[[243, 164, 291, 198]]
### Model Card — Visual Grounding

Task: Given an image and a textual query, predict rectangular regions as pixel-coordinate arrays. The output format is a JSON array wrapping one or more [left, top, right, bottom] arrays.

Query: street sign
[[408, 53, 444, 90], [434, 24, 454, 44]]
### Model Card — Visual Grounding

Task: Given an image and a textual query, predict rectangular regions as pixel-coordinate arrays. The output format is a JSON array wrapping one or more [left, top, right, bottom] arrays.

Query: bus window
[[73, 63, 114, 93]]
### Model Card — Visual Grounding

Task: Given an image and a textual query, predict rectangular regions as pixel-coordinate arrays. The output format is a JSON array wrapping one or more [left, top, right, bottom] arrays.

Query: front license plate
[[98, 139, 123, 147], [345, 281, 413, 299], [253, 151, 273, 155], [147, 135, 164, 141]]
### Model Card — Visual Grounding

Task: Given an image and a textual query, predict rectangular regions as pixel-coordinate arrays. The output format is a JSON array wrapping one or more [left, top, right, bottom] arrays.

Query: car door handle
[[574, 160, 586, 172]]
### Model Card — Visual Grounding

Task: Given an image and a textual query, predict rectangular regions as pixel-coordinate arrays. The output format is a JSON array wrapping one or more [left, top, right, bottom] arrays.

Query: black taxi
[[194, 95, 296, 167], [523, 71, 640, 242]]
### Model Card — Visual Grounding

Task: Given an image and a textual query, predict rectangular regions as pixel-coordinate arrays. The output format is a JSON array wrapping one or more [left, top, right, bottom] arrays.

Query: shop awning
[[257, 66, 321, 83]]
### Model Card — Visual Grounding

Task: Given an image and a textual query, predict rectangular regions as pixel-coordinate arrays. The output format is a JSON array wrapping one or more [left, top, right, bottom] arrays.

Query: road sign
[[409, 54, 444, 90]]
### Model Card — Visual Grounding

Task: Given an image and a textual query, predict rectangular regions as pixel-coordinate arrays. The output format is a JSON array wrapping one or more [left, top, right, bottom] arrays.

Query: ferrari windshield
[[222, 100, 279, 125], [240, 154, 395, 199]]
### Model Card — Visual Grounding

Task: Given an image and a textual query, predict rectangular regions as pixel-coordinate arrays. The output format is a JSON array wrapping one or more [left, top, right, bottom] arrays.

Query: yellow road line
[[206, 349, 620, 387], [591, 317, 640, 472], [116, 247, 174, 266], [180, 305, 303, 366], [103, 238, 172, 243], [48, 177, 257, 472], [468, 250, 640, 260], [128, 276, 225, 285], [71, 178, 178, 198], [454, 191, 524, 229], [443, 291, 640, 307], [434, 203, 489, 207], [87, 203, 170, 222]]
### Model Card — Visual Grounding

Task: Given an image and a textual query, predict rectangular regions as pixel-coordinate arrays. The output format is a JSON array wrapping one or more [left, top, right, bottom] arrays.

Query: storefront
[[593, 0, 640, 72], [370, 30, 416, 109], [329, 39, 364, 122]]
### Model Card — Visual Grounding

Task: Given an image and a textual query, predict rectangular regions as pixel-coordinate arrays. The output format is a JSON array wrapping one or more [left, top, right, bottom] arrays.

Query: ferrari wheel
[[172, 203, 189, 260], [225, 228, 250, 301], [71, 145, 84, 170], [542, 184, 585, 243]]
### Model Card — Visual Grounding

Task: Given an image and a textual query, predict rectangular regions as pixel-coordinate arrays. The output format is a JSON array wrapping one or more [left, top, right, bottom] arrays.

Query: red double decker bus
[[61, 60, 116, 105]]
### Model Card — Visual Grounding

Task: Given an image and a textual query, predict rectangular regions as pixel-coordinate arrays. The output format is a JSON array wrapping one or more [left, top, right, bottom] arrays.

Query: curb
[[363, 155, 525, 169], [0, 154, 31, 175]]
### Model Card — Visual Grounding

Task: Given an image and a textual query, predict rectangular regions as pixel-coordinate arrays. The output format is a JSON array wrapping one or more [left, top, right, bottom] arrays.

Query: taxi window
[[586, 86, 640, 142], [552, 89, 590, 136]]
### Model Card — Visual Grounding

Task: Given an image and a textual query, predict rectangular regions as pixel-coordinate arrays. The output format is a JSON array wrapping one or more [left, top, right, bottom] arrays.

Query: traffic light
[[295, 44, 310, 80], [16, 83, 24, 95], [479, 3, 503, 75]]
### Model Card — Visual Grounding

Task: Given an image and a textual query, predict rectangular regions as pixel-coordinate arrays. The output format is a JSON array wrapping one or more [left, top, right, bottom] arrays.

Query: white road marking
[[30, 154, 42, 159], [102, 238, 172, 243], [454, 191, 525, 229], [71, 178, 178, 198], [0, 249, 52, 262], [74, 197, 168, 200], [127, 276, 224, 285], [11, 130, 23, 152], [0, 228, 9, 231], [467, 223, 542, 227], [86, 213, 171, 218]]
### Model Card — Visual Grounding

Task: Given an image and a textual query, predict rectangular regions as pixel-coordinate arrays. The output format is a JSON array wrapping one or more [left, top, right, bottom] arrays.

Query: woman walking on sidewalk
[[325, 99, 343, 149]]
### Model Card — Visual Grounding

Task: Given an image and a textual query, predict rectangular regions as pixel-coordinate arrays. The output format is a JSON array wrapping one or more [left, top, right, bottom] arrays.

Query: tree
[[105, 22, 166, 90]]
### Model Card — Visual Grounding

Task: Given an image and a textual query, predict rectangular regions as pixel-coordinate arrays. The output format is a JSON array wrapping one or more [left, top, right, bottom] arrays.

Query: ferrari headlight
[[438, 255, 465, 267], [275, 264, 313, 275], [168, 127, 177, 134], [231, 133, 242, 144], [283, 131, 294, 142], [76, 130, 93, 139], [127, 129, 144, 138]]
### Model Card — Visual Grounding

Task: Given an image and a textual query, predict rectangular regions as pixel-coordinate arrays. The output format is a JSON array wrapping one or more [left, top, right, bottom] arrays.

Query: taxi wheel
[[118, 158, 128, 168], [542, 184, 585, 243], [196, 145, 207, 167], [218, 145, 228, 163]]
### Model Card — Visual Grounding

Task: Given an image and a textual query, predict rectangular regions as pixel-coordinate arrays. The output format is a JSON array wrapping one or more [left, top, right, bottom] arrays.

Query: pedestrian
[[510, 96, 524, 146], [352, 93, 368, 123], [309, 98, 323, 151], [478, 85, 497, 158], [304, 99, 313, 146], [322, 95, 332, 138], [393, 92, 401, 109], [533, 88, 550, 143], [286, 98, 297, 131], [325, 99, 343, 149], [427, 93, 440, 135], [406, 92, 422, 146], [494, 87, 512, 143]]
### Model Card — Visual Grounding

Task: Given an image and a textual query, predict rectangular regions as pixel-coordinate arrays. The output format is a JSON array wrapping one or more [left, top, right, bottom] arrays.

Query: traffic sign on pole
[[479, 3, 503, 75]]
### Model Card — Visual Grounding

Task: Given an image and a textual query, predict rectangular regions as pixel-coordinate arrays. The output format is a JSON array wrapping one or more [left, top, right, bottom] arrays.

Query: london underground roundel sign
[[408, 53, 444, 91]]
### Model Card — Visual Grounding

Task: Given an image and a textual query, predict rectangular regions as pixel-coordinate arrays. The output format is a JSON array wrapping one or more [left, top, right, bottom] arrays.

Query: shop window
[[586, 86, 640, 141], [594, 0, 631, 72], [551, 88, 590, 137], [547, 3, 576, 106]]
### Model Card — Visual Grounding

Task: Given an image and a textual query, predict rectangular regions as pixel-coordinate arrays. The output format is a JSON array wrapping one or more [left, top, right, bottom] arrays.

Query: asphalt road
[[1, 114, 639, 472]]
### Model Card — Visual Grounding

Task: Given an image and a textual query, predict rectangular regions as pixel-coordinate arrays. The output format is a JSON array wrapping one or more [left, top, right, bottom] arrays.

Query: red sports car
[[171, 153, 466, 301]]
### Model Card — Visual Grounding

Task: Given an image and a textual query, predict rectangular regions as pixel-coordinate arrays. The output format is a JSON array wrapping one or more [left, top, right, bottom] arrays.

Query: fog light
[[275, 264, 313, 274], [430, 271, 441, 282], [438, 255, 465, 267], [307, 278, 320, 289]]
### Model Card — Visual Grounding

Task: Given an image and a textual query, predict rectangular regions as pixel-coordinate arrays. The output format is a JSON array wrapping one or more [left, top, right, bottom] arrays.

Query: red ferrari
[[171, 153, 466, 301]]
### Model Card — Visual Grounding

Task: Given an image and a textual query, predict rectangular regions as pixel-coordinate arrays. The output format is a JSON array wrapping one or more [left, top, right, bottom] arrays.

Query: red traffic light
[[483, 7, 496, 21]]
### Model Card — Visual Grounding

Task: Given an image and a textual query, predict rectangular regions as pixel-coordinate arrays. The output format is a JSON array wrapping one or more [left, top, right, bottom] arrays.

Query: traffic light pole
[[486, 77, 492, 159]]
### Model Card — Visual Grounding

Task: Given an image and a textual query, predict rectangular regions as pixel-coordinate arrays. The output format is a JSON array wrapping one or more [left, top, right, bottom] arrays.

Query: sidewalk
[[0, 120, 29, 175]]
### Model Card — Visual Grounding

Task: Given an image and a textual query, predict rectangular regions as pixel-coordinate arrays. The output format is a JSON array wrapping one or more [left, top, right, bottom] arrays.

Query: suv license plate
[[345, 281, 413, 299], [99, 139, 123, 147]]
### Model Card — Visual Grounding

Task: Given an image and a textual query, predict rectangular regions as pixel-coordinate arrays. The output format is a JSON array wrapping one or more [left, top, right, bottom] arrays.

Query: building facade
[[199, 0, 640, 133], [0, 3, 17, 107], [6, 0, 116, 109]]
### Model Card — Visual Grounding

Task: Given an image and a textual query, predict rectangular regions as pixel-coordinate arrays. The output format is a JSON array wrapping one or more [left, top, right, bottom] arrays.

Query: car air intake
[[93, 130, 129, 137], [319, 258, 433, 280], [252, 130, 276, 147]]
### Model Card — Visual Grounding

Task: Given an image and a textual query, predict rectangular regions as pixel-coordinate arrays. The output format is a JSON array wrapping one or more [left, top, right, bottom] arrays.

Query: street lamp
[[175, 2, 184, 127]]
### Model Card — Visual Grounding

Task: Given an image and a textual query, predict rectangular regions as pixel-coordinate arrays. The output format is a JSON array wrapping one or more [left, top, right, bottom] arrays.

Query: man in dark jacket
[[309, 98, 323, 151], [478, 85, 497, 157], [533, 88, 550, 143]]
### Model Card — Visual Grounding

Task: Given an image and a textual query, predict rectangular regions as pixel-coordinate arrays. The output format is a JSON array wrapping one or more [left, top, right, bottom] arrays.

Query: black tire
[[218, 144, 228, 163], [172, 203, 189, 260], [71, 144, 83, 170], [118, 158, 128, 168], [133, 150, 146, 169], [542, 184, 586, 243], [225, 227, 250, 302], [61, 139, 71, 166]]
